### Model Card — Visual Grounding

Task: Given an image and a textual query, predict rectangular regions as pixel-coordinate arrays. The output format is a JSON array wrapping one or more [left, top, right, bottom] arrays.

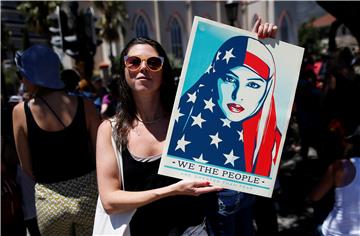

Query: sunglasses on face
[[124, 55, 164, 72]]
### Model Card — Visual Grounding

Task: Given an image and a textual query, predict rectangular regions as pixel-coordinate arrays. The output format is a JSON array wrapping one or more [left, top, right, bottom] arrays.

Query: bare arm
[[252, 17, 278, 39], [96, 120, 222, 214], [12, 102, 33, 179], [308, 163, 336, 202]]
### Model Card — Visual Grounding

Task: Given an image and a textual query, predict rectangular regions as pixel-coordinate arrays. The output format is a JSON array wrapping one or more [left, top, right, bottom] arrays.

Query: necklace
[[136, 115, 164, 124]]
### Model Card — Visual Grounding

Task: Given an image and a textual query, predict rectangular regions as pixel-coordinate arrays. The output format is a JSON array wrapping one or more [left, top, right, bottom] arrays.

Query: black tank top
[[24, 97, 95, 183], [121, 148, 217, 236]]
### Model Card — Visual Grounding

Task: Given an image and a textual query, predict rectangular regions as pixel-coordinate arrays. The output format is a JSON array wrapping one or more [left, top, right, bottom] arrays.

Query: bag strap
[[110, 119, 125, 190], [38, 96, 66, 128]]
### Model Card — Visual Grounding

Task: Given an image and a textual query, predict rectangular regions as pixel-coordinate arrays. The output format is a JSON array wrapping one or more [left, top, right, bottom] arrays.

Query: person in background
[[12, 44, 100, 235], [2, 67, 27, 236], [61, 68, 81, 96], [100, 78, 120, 119], [15, 165, 41, 236], [91, 76, 108, 114], [309, 124, 360, 236], [77, 78, 95, 99], [7, 86, 41, 236], [1, 161, 26, 236]]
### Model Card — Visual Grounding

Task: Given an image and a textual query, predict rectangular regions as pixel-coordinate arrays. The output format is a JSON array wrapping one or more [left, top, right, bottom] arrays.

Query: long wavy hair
[[114, 37, 176, 148]]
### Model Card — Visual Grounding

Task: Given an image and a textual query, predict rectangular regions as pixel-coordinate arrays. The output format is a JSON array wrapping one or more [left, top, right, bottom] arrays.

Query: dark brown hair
[[114, 37, 176, 148]]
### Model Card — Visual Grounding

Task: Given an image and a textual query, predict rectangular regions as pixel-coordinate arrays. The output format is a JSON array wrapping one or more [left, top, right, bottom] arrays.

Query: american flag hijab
[[168, 36, 281, 177]]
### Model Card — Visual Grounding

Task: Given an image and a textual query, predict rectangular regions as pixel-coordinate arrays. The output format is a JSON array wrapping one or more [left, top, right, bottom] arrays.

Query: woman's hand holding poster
[[159, 16, 304, 197]]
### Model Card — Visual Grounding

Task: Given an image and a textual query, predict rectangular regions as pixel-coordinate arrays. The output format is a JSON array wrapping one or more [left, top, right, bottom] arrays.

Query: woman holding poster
[[95, 17, 278, 235], [95, 37, 222, 235]]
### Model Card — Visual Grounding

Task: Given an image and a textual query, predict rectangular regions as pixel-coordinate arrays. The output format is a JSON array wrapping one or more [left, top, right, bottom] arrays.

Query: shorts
[[35, 171, 98, 236]]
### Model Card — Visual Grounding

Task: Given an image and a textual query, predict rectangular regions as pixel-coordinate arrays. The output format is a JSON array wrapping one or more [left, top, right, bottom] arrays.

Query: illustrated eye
[[246, 82, 261, 89], [223, 76, 236, 83]]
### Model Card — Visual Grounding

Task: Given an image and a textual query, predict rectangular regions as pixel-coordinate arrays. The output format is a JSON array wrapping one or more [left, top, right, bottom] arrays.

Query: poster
[[158, 16, 304, 197]]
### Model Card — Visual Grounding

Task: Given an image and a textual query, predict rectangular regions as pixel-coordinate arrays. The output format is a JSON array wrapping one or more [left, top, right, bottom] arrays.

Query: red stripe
[[244, 51, 269, 79], [255, 97, 277, 176], [243, 110, 262, 172]]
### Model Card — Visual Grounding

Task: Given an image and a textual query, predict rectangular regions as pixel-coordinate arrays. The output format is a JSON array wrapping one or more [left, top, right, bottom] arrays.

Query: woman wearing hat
[[12, 44, 100, 235]]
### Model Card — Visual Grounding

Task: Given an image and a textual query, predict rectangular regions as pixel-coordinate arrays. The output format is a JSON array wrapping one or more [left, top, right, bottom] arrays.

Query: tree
[[1, 22, 12, 61], [316, 1, 360, 51], [17, 1, 60, 39], [93, 2, 128, 75], [298, 22, 322, 56]]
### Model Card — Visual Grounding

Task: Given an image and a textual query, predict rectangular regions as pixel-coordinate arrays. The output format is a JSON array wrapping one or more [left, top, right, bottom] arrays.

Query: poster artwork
[[159, 16, 304, 197]]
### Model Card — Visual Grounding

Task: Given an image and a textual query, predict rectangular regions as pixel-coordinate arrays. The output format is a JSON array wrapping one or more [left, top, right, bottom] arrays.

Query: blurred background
[[2, 1, 360, 236]]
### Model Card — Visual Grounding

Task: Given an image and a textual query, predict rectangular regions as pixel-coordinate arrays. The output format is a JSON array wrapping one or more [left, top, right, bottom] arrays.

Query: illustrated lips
[[227, 103, 244, 113]]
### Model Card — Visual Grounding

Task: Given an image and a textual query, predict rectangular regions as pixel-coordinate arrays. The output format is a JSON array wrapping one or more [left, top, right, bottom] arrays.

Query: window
[[280, 17, 289, 42], [279, 12, 292, 42], [170, 18, 183, 59], [252, 14, 259, 27], [135, 15, 148, 38]]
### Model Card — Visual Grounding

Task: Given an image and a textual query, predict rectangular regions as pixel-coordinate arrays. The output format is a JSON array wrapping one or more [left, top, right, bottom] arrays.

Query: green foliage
[[22, 28, 31, 50], [298, 22, 323, 55], [17, 1, 60, 35], [93, 2, 128, 42], [3, 65, 20, 95], [1, 22, 13, 57], [167, 53, 183, 70], [112, 55, 123, 76]]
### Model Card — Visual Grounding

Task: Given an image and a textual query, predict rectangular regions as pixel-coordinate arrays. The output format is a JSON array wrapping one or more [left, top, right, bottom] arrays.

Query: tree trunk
[[328, 20, 341, 53], [317, 1, 360, 47]]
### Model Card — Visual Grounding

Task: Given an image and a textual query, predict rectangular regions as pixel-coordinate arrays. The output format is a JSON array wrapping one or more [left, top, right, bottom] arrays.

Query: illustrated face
[[125, 44, 163, 95], [217, 66, 268, 122]]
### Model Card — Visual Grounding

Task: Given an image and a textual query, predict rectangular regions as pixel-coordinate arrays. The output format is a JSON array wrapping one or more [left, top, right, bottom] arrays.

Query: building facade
[[2, 1, 326, 74], [95, 1, 325, 70]]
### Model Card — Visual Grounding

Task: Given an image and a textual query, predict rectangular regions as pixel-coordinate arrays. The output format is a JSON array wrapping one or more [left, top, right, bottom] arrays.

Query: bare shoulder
[[98, 119, 112, 134], [335, 159, 356, 187], [333, 159, 343, 170], [12, 101, 26, 122], [13, 101, 25, 114], [96, 119, 115, 160], [12, 101, 28, 137]]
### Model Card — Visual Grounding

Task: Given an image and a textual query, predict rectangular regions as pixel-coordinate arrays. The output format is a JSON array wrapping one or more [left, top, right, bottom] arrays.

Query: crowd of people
[[1, 16, 359, 236]]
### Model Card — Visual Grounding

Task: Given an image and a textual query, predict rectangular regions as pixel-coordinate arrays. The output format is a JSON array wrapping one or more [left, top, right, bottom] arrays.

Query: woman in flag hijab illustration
[[168, 35, 281, 177]]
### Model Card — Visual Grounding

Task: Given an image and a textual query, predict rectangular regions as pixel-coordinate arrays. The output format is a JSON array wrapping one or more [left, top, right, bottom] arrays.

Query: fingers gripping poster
[[159, 17, 304, 197]]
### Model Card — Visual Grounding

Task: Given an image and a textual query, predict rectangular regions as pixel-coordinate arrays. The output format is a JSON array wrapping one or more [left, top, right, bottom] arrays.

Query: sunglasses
[[124, 55, 164, 72]]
